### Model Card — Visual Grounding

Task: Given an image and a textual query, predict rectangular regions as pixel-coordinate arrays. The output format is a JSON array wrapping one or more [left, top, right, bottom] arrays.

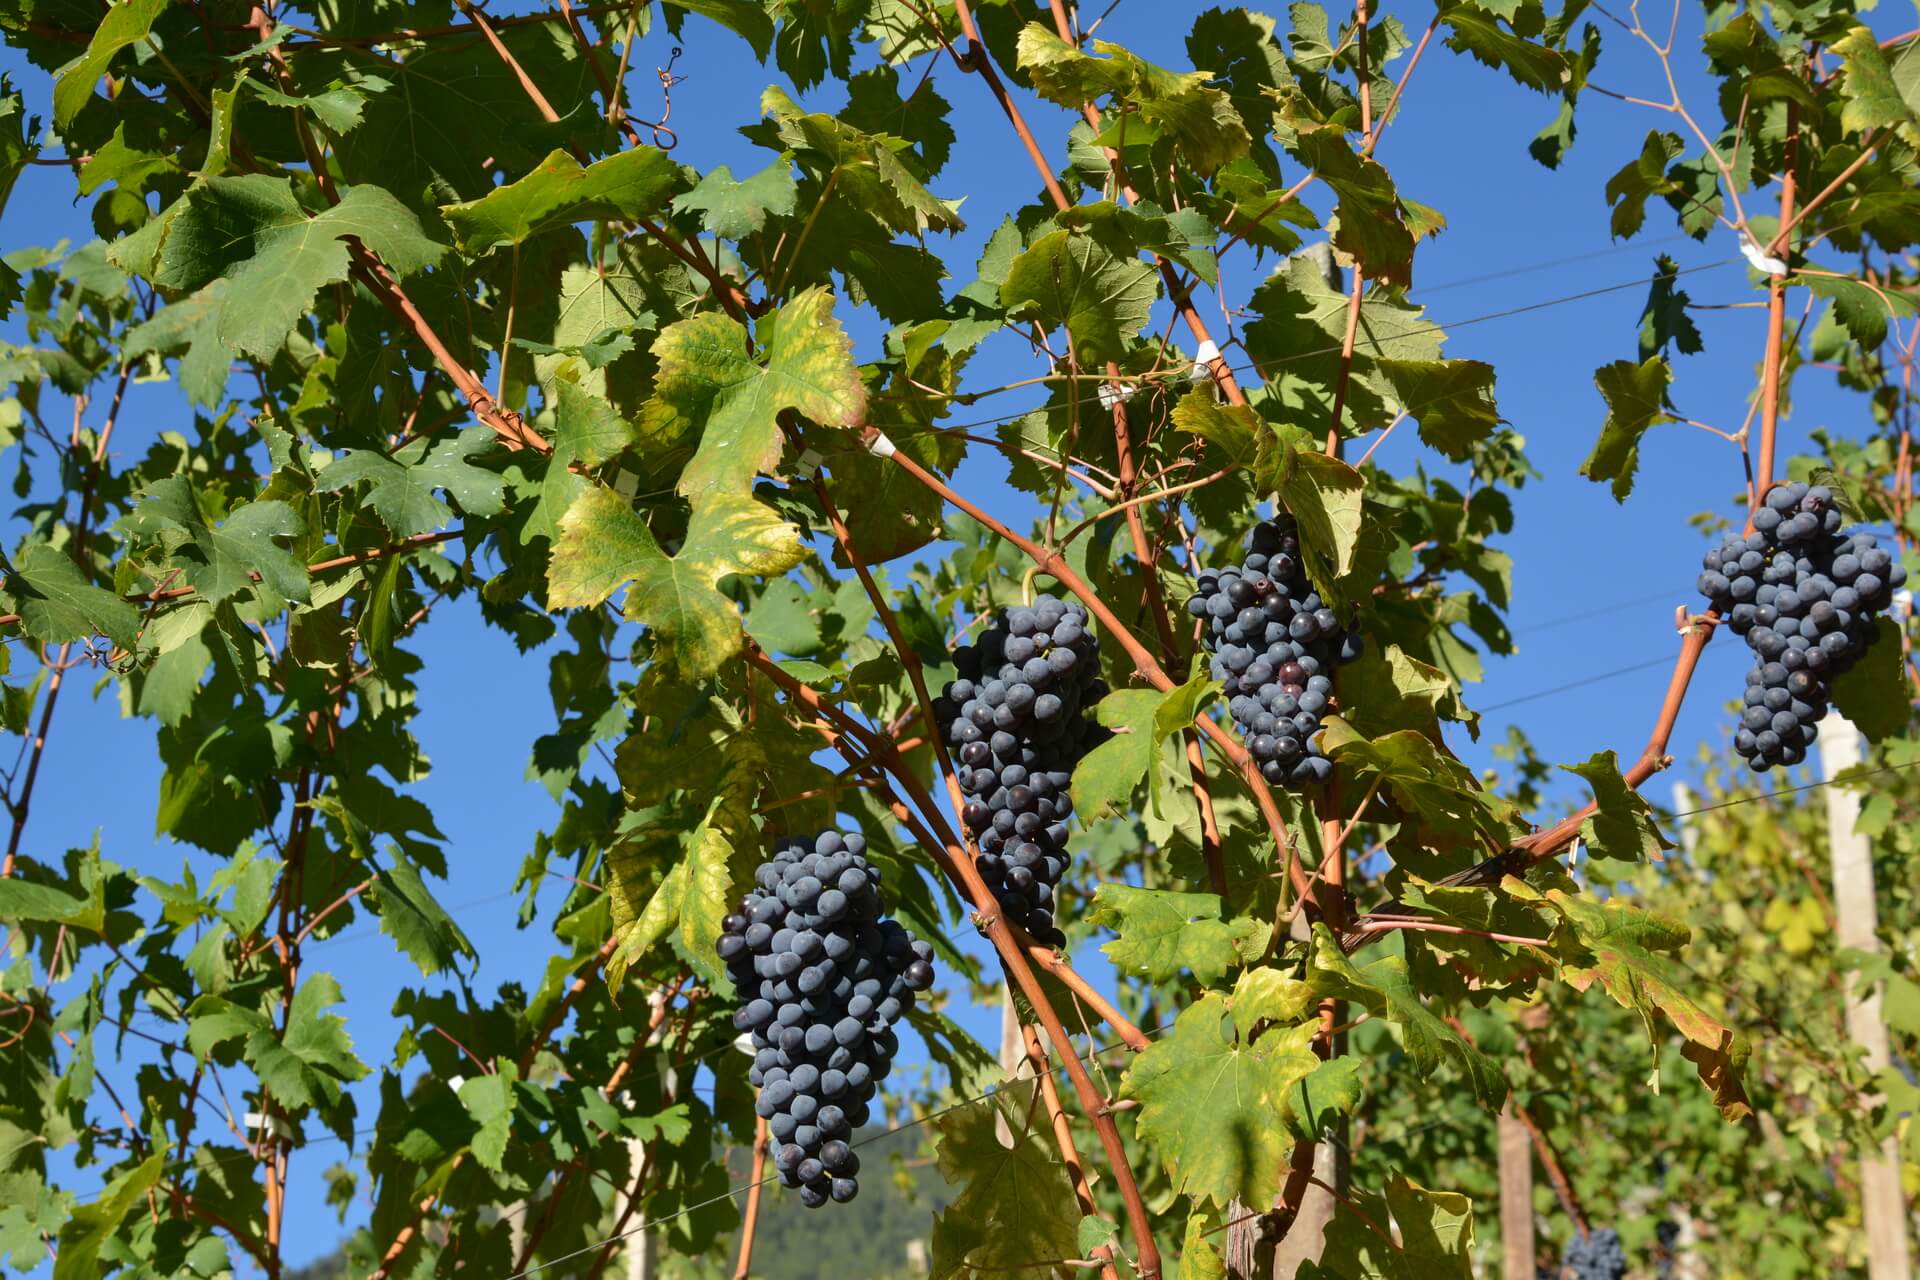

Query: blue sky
[[1, 0, 1906, 1268]]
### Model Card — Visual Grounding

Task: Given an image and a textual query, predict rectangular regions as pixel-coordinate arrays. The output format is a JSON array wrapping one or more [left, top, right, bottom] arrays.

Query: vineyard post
[[1498, 1102, 1536, 1280], [1815, 715, 1913, 1280]]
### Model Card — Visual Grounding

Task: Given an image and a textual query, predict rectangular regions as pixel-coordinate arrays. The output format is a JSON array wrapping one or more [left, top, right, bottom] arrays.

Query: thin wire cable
[[503, 1015, 1176, 1278], [1509, 588, 1677, 635], [1666, 756, 1920, 817], [1475, 648, 1734, 714], [860, 257, 1746, 443], [1416, 231, 1694, 295]]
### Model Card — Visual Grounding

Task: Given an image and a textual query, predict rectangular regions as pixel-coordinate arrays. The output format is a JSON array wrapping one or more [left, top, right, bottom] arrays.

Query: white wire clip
[[613, 467, 641, 500], [244, 1111, 296, 1141], [867, 430, 898, 459], [1739, 234, 1788, 277], [1097, 381, 1137, 411], [1189, 339, 1222, 382], [792, 447, 824, 480]]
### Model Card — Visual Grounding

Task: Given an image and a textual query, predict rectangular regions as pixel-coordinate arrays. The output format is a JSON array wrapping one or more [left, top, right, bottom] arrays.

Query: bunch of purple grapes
[[934, 597, 1110, 948], [1186, 515, 1362, 787], [1562, 1226, 1628, 1280], [717, 828, 934, 1207], [1698, 481, 1905, 770]]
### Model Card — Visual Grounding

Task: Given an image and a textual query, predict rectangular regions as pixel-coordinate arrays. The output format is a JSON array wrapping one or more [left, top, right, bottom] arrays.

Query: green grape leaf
[[245, 79, 375, 134], [318, 425, 507, 536], [439, 146, 679, 252], [1321, 718, 1520, 848], [1070, 676, 1216, 825], [673, 161, 800, 241], [136, 175, 443, 358], [50, 0, 168, 126], [549, 487, 806, 681], [369, 858, 477, 978], [1122, 996, 1321, 1210], [1000, 227, 1159, 366], [1639, 255, 1704, 360], [1174, 388, 1262, 464], [1561, 749, 1674, 863], [122, 281, 233, 409], [1338, 642, 1476, 738], [1375, 359, 1501, 461], [8, 542, 140, 651], [1307, 925, 1507, 1109], [124, 478, 309, 607], [1077, 1215, 1119, 1258], [1283, 1054, 1363, 1141], [929, 1077, 1083, 1278], [1439, 3, 1569, 94], [1507, 882, 1752, 1119], [334, 22, 611, 206], [1088, 884, 1267, 987], [756, 85, 965, 234], [1298, 1173, 1476, 1279], [1831, 617, 1908, 742], [1016, 24, 1251, 173], [552, 379, 635, 469], [638, 286, 865, 502], [456, 1066, 519, 1174], [0, 841, 108, 932], [1273, 445, 1366, 591], [1801, 272, 1920, 351], [188, 973, 368, 1110], [1603, 130, 1685, 240], [1579, 355, 1674, 501], [53, 1152, 163, 1280], [1290, 131, 1417, 286]]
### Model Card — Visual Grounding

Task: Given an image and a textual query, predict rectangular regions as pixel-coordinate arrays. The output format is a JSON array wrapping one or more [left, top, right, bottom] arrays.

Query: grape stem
[[730, 1116, 770, 1279], [1021, 1022, 1123, 1280]]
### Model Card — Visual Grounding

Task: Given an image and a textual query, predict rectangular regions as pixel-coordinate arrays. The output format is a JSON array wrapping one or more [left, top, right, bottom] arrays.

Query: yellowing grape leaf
[[547, 486, 805, 680], [606, 732, 761, 992], [1016, 23, 1251, 174], [1510, 882, 1752, 1119], [638, 286, 864, 502]]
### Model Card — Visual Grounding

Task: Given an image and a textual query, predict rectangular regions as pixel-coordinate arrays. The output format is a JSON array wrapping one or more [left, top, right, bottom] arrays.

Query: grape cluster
[[1185, 515, 1362, 787], [716, 828, 934, 1208], [934, 598, 1110, 948], [1698, 481, 1906, 770], [1562, 1226, 1628, 1280]]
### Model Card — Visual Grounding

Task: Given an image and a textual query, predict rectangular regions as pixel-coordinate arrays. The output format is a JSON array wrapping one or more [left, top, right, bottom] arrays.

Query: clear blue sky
[[0, 1, 1901, 1268]]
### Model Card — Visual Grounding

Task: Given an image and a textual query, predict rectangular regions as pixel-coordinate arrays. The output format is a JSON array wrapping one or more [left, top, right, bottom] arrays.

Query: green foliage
[[1, 1, 1913, 1276]]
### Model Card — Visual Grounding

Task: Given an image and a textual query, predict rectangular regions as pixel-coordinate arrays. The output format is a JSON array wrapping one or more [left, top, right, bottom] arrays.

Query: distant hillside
[[724, 1128, 952, 1280]]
